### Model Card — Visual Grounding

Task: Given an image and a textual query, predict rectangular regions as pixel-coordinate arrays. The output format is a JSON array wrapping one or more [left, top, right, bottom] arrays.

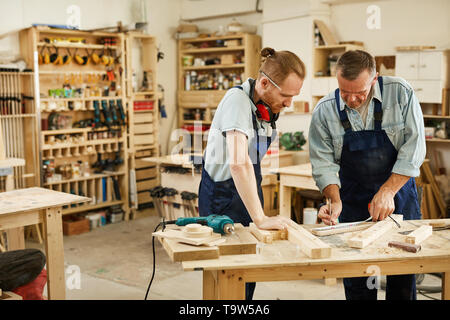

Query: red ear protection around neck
[[256, 102, 271, 121]]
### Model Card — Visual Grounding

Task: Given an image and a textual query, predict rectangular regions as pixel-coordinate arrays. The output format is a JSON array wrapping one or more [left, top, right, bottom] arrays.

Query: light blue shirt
[[308, 76, 426, 193], [204, 78, 274, 182]]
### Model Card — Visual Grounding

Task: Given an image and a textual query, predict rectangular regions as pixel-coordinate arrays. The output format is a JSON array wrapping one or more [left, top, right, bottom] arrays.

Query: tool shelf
[[177, 33, 261, 153], [37, 41, 119, 51], [19, 26, 130, 219]]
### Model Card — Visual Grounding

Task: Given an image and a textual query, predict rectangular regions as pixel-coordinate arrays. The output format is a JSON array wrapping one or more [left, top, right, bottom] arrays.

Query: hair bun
[[261, 47, 275, 58]]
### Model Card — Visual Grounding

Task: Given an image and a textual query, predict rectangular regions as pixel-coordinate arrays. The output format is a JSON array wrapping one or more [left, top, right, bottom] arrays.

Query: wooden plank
[[134, 134, 155, 145], [160, 237, 219, 262], [443, 272, 450, 300], [422, 161, 446, 217], [287, 222, 331, 259], [135, 167, 157, 180], [43, 207, 66, 300], [153, 228, 223, 246], [137, 178, 158, 191], [425, 183, 439, 219], [248, 222, 287, 244], [405, 225, 432, 245], [203, 270, 218, 300], [217, 269, 245, 300], [0, 187, 89, 216], [348, 214, 403, 249], [134, 123, 154, 134], [314, 20, 338, 46], [218, 224, 257, 255]]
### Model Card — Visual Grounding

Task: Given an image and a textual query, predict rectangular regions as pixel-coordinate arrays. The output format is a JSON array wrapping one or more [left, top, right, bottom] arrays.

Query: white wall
[[330, 0, 450, 56]]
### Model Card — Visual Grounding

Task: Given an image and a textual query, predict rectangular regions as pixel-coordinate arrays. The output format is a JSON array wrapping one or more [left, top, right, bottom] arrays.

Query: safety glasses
[[259, 71, 282, 91]]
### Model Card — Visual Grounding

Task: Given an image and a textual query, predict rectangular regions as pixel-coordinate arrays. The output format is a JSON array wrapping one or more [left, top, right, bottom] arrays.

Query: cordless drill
[[166, 215, 234, 235]]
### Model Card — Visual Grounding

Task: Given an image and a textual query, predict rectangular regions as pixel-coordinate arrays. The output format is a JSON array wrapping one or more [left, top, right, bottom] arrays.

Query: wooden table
[[0, 187, 89, 300], [271, 163, 318, 218], [181, 219, 450, 300]]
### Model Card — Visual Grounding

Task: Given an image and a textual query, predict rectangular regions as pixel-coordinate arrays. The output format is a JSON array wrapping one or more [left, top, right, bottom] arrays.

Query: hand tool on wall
[[101, 100, 113, 128], [116, 99, 126, 126], [109, 100, 119, 125], [111, 176, 121, 200], [93, 100, 101, 127]]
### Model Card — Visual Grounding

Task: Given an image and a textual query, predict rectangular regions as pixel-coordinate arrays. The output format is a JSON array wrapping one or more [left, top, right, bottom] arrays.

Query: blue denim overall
[[198, 86, 277, 299], [336, 76, 421, 300]]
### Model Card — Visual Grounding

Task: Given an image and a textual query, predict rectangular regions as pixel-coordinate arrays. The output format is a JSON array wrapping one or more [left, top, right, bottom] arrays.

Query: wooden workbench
[[0, 187, 89, 300], [181, 218, 450, 300], [271, 163, 318, 218]]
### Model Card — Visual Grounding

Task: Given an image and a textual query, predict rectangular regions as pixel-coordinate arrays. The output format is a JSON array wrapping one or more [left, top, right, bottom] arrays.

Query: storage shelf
[[425, 138, 450, 143], [181, 46, 245, 54], [0, 71, 34, 76], [38, 70, 109, 75], [180, 34, 246, 43], [62, 200, 124, 215], [44, 171, 126, 186], [40, 97, 122, 102], [182, 120, 212, 125], [423, 115, 450, 119], [41, 127, 123, 135], [37, 41, 118, 50], [183, 63, 244, 71], [132, 91, 156, 96]]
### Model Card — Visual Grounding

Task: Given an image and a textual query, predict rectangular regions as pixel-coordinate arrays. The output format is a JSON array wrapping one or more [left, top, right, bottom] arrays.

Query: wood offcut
[[348, 214, 403, 249]]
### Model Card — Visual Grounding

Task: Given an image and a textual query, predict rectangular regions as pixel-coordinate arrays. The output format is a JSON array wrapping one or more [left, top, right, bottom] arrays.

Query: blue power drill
[[167, 215, 234, 235]]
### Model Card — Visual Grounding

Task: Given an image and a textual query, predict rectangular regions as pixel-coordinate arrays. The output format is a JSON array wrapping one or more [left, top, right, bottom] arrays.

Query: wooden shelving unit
[[177, 33, 261, 153], [0, 70, 39, 189], [124, 32, 160, 216], [312, 43, 364, 108], [18, 26, 130, 219]]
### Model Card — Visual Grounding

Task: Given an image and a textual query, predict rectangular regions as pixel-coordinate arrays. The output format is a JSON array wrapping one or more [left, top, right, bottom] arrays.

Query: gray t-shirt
[[204, 78, 274, 182]]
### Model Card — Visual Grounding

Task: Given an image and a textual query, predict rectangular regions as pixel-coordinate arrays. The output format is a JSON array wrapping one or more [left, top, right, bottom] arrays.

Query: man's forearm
[[230, 158, 265, 225], [379, 172, 411, 195], [322, 184, 341, 202]]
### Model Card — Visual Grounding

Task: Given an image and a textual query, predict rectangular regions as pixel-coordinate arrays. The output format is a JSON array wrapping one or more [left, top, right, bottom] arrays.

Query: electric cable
[[144, 218, 178, 300], [144, 221, 163, 300]]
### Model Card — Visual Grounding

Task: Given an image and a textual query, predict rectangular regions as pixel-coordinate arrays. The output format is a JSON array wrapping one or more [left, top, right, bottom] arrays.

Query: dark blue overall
[[198, 85, 277, 300], [336, 76, 421, 300]]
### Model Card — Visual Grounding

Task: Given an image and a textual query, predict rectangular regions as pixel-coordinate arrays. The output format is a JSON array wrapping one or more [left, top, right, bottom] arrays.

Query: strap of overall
[[232, 85, 262, 160], [335, 76, 384, 131]]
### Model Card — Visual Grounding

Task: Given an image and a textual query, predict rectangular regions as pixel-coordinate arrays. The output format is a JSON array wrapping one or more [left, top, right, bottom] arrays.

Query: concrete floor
[[27, 215, 442, 300]]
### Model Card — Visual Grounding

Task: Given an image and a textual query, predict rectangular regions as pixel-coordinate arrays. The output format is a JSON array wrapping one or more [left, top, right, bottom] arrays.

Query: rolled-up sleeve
[[392, 87, 426, 177], [308, 105, 341, 192]]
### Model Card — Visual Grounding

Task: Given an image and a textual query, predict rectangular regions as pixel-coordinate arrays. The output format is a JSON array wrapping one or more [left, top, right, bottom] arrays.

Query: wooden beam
[[248, 223, 287, 244], [348, 214, 403, 249], [287, 222, 331, 259], [405, 225, 432, 245]]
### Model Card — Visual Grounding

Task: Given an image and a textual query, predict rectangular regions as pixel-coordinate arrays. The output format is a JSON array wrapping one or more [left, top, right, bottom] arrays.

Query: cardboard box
[[224, 39, 241, 47], [63, 218, 90, 236], [220, 54, 234, 65]]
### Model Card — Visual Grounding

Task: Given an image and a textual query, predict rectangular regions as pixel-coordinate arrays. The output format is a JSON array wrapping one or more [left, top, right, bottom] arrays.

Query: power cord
[[144, 218, 177, 300]]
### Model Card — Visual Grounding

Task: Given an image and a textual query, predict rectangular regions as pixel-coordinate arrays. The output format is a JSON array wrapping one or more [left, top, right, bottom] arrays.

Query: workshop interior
[[0, 0, 449, 303]]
